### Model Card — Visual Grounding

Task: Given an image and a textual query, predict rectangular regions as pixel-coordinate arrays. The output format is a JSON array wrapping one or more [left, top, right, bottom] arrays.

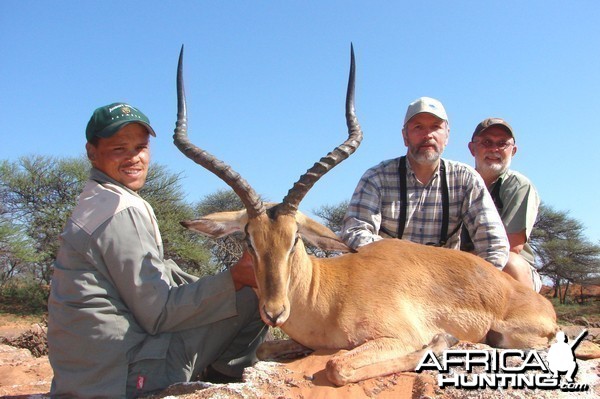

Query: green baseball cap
[[85, 102, 156, 142]]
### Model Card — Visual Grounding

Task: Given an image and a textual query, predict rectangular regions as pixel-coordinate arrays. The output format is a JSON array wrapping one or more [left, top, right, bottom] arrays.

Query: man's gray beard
[[412, 149, 441, 165], [481, 159, 511, 176]]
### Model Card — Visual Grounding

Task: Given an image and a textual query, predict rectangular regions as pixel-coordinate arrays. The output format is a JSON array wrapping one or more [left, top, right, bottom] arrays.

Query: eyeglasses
[[472, 139, 514, 150]]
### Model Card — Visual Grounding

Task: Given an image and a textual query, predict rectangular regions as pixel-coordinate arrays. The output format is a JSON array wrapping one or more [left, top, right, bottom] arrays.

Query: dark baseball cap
[[85, 102, 156, 142], [471, 117, 515, 141]]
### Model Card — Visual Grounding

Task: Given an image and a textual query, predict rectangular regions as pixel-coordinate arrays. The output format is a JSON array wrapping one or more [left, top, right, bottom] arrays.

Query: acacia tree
[[310, 200, 349, 258], [140, 164, 212, 276], [0, 219, 40, 286], [312, 200, 349, 234], [530, 202, 600, 303], [0, 155, 211, 285], [0, 156, 88, 284]]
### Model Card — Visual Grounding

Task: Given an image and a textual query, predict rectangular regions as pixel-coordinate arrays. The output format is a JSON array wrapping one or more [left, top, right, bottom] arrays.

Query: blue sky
[[1, 1, 599, 242]]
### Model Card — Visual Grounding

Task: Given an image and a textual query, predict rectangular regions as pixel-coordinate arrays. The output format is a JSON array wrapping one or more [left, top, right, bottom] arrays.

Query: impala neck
[[287, 244, 316, 300]]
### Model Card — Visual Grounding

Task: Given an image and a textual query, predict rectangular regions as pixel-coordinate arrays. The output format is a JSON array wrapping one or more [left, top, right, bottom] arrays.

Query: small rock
[[576, 340, 600, 360]]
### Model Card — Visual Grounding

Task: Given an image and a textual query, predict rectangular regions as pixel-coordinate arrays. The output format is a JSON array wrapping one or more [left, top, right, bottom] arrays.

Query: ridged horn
[[173, 45, 265, 218], [278, 43, 363, 215]]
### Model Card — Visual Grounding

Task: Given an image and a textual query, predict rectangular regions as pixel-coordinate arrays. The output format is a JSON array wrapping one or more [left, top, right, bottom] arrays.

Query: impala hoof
[[325, 356, 355, 386]]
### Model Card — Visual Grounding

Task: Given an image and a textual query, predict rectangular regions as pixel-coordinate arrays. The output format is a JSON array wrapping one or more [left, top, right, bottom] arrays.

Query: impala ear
[[296, 211, 355, 253], [181, 210, 248, 239]]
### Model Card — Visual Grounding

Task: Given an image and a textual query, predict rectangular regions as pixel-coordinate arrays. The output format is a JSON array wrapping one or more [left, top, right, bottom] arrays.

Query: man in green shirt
[[467, 117, 542, 291], [48, 103, 267, 398]]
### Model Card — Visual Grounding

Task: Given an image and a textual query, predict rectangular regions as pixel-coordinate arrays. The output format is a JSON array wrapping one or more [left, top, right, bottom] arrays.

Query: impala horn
[[173, 45, 265, 219], [173, 44, 362, 218], [277, 43, 363, 216]]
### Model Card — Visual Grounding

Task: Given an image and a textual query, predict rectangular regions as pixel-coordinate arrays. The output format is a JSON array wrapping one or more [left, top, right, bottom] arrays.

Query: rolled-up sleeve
[[501, 177, 539, 238], [462, 175, 510, 269]]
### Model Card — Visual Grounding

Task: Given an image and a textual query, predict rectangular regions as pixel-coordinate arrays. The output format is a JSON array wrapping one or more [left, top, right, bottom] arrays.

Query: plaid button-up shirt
[[341, 157, 509, 268]]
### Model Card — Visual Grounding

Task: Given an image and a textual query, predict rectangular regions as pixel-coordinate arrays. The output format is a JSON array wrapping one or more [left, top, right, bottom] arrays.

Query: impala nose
[[262, 304, 286, 327]]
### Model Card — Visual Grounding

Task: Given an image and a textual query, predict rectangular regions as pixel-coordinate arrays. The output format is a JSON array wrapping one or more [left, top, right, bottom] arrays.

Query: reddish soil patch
[[2, 313, 600, 398]]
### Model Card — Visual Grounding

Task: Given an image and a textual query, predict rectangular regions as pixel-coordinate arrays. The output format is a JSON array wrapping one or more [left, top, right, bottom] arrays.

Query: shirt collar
[[404, 156, 442, 186], [89, 168, 142, 198], [488, 170, 509, 190]]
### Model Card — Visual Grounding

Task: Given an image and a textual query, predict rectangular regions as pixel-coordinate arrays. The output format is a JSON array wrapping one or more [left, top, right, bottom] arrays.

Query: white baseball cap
[[404, 97, 448, 125]]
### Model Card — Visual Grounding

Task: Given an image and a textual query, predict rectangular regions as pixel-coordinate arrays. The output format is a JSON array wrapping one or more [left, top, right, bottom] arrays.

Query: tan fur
[[183, 207, 557, 386]]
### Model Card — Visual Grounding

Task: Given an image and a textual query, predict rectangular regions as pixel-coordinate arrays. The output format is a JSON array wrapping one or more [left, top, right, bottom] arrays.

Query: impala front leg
[[326, 333, 458, 386]]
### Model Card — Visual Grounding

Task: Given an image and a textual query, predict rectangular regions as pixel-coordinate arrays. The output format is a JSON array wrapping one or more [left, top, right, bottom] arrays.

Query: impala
[[173, 45, 558, 386]]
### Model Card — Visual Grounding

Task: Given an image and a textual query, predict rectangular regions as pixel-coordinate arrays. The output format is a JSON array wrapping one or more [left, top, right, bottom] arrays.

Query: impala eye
[[244, 225, 255, 253], [291, 234, 300, 253], [245, 236, 255, 252]]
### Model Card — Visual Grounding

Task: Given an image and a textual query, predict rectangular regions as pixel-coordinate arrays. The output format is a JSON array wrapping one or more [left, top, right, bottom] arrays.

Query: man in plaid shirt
[[341, 97, 509, 269]]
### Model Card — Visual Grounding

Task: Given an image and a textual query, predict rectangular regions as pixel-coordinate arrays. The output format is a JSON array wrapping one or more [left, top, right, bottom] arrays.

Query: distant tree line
[[1, 155, 599, 306]]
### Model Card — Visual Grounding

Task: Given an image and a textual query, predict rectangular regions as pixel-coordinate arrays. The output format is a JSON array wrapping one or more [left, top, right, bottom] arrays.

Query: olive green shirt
[[493, 169, 540, 266]]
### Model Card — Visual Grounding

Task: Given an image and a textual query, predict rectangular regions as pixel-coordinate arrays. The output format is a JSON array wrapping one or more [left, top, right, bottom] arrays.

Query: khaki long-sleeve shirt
[[48, 169, 237, 398]]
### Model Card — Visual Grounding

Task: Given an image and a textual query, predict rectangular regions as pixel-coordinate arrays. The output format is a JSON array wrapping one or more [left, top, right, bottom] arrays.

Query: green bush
[[0, 279, 49, 315]]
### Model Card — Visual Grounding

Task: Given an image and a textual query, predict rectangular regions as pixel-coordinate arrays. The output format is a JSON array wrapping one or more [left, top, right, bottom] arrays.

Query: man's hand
[[507, 230, 527, 254], [230, 250, 258, 291]]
